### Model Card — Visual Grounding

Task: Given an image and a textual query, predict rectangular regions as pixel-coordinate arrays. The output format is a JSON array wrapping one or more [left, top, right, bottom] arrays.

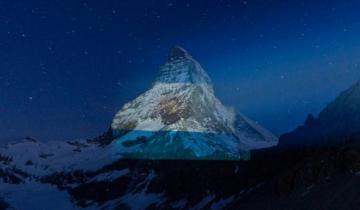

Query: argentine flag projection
[[111, 47, 277, 160]]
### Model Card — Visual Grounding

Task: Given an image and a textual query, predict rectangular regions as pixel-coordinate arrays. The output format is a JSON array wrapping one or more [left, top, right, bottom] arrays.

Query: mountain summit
[[155, 46, 212, 86], [111, 47, 278, 160], [167, 46, 190, 61]]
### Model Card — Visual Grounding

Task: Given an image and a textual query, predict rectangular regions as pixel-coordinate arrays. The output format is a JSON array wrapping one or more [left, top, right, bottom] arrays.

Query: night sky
[[1, 0, 360, 142]]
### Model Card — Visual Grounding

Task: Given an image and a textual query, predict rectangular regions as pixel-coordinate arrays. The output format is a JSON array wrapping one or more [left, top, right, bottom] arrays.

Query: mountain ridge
[[279, 78, 360, 148]]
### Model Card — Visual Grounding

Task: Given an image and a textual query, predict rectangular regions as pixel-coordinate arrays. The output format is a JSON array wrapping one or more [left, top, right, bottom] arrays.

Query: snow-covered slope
[[0, 137, 114, 176], [0, 136, 117, 210], [112, 47, 277, 160], [0, 137, 251, 210]]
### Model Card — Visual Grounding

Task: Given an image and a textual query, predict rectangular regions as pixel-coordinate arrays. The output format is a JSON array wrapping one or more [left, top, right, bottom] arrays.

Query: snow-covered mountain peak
[[167, 46, 190, 61], [111, 47, 278, 160], [154, 46, 212, 87]]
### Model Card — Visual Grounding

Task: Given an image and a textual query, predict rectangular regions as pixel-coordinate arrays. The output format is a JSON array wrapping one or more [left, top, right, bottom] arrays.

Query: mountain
[[0, 47, 277, 210], [225, 78, 360, 210], [111, 46, 277, 160], [318, 80, 360, 137], [279, 79, 360, 148], [3, 48, 359, 210]]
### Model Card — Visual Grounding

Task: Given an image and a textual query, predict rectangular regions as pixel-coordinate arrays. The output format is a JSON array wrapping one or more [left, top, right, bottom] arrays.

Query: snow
[[210, 196, 234, 210], [0, 181, 79, 210], [134, 118, 164, 131], [301, 184, 314, 197], [91, 169, 129, 182], [191, 194, 216, 210], [118, 171, 163, 210], [171, 199, 188, 209], [0, 138, 116, 176], [120, 191, 163, 210], [93, 172, 165, 210]]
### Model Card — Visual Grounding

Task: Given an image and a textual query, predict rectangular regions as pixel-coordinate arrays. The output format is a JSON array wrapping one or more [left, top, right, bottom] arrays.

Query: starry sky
[[1, 0, 360, 142]]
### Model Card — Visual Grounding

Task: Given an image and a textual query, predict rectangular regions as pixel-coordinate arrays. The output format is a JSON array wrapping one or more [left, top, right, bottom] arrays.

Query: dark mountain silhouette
[[279, 80, 360, 149]]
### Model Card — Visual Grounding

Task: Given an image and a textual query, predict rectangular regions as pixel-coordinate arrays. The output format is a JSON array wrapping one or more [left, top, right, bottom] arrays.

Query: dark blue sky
[[1, 0, 360, 141]]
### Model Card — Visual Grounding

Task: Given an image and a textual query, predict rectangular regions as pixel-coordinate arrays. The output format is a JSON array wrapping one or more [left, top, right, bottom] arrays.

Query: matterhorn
[[111, 47, 278, 160]]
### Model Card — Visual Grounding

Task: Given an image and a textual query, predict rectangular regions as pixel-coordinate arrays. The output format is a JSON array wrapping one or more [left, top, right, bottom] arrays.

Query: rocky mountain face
[[111, 47, 277, 160]]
